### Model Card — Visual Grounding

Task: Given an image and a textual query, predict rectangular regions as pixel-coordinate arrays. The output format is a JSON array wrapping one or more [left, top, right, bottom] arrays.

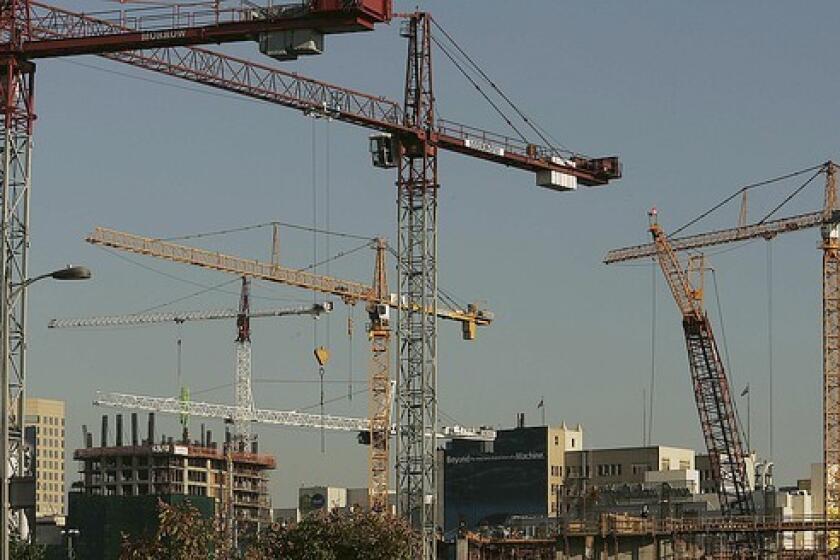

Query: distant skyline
[[21, 0, 840, 506]]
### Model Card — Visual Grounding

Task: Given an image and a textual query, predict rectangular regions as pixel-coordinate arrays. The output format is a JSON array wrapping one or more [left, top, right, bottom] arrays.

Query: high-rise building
[[25, 398, 66, 517]]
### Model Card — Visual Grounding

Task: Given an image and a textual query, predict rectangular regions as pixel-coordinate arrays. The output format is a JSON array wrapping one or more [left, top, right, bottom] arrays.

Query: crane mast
[[235, 277, 254, 446], [396, 14, 437, 555], [648, 209, 755, 519], [367, 238, 391, 513], [823, 165, 840, 545]]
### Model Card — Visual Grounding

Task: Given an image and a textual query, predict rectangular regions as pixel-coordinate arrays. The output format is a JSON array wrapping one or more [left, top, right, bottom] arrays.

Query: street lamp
[[2, 265, 91, 558], [19, 265, 91, 290]]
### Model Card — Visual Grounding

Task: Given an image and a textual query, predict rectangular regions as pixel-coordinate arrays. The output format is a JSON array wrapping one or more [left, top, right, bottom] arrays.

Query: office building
[[25, 398, 66, 517]]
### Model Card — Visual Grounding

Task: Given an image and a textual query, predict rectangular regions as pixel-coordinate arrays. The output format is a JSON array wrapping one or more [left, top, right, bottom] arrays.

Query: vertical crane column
[[235, 277, 255, 447], [822, 164, 840, 551], [0, 0, 35, 548], [396, 12, 438, 560], [367, 238, 391, 513]]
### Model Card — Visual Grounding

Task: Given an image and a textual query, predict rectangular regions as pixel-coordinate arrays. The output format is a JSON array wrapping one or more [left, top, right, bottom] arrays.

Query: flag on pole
[[537, 397, 544, 409], [740, 384, 750, 397]]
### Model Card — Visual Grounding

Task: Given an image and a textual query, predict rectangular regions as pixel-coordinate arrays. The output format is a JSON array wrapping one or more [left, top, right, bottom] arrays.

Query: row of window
[[597, 463, 623, 477], [36, 437, 63, 450], [36, 459, 63, 470], [39, 470, 62, 481], [36, 492, 64, 505], [552, 436, 577, 448], [32, 415, 64, 427], [37, 482, 62, 493], [36, 426, 64, 438], [559, 460, 692, 479]]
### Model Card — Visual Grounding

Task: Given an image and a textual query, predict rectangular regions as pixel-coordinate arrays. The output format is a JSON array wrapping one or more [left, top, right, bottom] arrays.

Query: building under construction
[[73, 413, 275, 527]]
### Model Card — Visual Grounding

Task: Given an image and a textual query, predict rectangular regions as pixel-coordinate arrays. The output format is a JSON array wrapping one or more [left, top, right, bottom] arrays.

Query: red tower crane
[[0, 3, 622, 556]]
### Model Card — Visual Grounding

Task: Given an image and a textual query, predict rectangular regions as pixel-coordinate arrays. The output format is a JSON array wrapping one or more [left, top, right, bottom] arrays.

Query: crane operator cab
[[368, 302, 390, 327], [370, 133, 397, 168]]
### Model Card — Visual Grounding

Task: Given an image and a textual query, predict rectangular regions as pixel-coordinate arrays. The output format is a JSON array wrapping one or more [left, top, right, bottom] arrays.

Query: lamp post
[[1, 265, 90, 558], [61, 527, 79, 559]]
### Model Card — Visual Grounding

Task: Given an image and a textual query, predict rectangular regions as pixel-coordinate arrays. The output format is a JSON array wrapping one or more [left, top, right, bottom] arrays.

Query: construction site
[[0, 1, 834, 559]]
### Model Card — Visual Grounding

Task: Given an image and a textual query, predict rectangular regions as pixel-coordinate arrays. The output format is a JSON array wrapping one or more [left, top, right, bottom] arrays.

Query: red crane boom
[[26, 1, 620, 186]]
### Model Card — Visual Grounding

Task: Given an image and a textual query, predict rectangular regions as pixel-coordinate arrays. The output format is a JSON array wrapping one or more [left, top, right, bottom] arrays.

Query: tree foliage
[[10, 537, 45, 560], [120, 500, 219, 560], [245, 510, 416, 560], [120, 500, 416, 560]]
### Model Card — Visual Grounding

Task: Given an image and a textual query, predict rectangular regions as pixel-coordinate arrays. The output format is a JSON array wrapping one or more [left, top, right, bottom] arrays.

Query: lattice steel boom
[[94, 391, 370, 432], [85, 226, 492, 333], [647, 209, 755, 519], [48, 302, 331, 328]]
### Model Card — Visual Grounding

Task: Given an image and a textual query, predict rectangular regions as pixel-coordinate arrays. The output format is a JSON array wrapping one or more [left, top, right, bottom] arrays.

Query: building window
[[554, 436, 559, 446], [571, 438, 575, 448], [661, 458, 670, 471], [679, 460, 691, 470]]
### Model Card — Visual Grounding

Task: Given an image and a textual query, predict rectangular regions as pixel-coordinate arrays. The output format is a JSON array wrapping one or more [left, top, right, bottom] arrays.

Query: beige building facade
[[25, 398, 66, 517]]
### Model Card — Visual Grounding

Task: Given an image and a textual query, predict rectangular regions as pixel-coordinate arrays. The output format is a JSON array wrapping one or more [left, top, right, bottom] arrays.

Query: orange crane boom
[[647, 209, 755, 520], [86, 226, 492, 336]]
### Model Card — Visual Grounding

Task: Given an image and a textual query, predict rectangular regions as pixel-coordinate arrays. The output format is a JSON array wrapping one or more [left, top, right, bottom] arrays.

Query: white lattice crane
[[50, 277, 331, 445]]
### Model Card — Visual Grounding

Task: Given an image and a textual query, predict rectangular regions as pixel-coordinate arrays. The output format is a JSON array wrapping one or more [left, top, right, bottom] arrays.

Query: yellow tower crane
[[85, 226, 492, 513]]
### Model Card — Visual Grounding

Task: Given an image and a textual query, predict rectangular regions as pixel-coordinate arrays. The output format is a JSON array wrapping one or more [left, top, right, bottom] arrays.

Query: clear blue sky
[[24, 0, 840, 506]]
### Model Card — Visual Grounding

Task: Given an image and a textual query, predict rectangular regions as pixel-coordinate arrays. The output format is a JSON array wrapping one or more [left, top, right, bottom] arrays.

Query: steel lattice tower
[[396, 12, 438, 560], [234, 277, 255, 446], [822, 165, 840, 552], [0, 49, 34, 560]]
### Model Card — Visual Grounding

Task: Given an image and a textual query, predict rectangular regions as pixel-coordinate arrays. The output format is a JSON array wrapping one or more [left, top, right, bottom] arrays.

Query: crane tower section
[[648, 210, 755, 519], [235, 278, 255, 446]]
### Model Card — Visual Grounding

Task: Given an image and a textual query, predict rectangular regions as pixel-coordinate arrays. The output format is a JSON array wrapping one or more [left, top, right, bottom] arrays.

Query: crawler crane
[[607, 163, 840, 553], [647, 208, 754, 518]]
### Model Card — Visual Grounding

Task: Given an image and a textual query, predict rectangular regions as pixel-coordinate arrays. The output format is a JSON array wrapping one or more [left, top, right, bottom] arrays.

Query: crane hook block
[[314, 346, 331, 367]]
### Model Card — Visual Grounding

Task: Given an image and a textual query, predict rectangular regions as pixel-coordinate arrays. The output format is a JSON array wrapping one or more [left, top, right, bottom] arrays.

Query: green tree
[[245, 510, 416, 560], [120, 500, 220, 560], [10, 537, 46, 560]]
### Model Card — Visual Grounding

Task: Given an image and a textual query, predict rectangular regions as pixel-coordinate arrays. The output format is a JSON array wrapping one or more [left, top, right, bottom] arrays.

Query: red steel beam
[[25, 1, 621, 186], [12, 1, 381, 58]]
